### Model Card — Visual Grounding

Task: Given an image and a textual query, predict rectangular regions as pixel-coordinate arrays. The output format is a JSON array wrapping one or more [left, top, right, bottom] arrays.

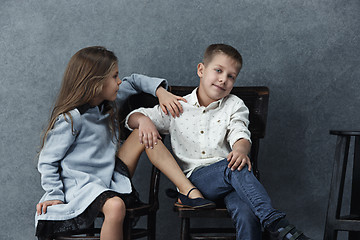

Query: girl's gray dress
[[35, 74, 167, 238]]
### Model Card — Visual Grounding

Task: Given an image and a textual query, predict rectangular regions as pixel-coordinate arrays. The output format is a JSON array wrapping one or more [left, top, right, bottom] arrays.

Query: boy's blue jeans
[[188, 159, 286, 240]]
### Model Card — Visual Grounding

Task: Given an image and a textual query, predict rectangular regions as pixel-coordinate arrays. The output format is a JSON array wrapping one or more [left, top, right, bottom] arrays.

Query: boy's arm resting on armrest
[[227, 138, 252, 172], [127, 112, 162, 149]]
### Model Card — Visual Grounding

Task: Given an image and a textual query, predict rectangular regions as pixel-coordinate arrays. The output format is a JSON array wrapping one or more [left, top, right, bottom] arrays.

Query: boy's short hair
[[203, 44, 243, 70]]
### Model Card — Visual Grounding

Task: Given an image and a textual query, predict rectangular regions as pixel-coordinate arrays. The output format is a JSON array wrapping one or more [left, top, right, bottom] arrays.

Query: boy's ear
[[197, 63, 204, 78]]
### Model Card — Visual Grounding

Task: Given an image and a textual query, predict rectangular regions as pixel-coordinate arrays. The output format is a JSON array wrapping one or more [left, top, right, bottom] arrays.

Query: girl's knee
[[131, 129, 139, 136], [102, 197, 126, 222]]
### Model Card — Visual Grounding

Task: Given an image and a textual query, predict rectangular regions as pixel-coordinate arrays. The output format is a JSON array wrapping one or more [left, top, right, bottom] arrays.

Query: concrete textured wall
[[1, 0, 359, 239]]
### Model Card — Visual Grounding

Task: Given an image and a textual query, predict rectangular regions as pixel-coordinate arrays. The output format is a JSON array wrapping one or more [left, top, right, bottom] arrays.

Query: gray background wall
[[1, 0, 359, 239]]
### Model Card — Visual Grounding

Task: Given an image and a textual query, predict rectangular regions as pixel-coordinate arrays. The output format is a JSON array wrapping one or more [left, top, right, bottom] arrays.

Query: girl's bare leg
[[100, 197, 126, 240], [117, 130, 146, 177], [117, 129, 203, 199]]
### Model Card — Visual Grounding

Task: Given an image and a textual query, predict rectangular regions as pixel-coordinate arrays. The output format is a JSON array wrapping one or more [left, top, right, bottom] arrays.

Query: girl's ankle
[[185, 187, 203, 199]]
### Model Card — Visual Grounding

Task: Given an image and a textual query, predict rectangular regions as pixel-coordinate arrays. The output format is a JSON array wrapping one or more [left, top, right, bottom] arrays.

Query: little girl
[[35, 46, 214, 240]]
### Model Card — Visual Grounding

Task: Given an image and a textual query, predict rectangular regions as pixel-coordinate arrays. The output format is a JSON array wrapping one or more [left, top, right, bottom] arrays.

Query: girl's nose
[[117, 77, 122, 85]]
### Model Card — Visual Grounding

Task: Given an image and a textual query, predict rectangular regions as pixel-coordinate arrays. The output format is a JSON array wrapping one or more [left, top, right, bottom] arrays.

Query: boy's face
[[197, 53, 240, 106]]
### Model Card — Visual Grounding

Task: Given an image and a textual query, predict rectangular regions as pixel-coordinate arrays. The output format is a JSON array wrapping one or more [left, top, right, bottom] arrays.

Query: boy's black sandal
[[166, 187, 216, 209]]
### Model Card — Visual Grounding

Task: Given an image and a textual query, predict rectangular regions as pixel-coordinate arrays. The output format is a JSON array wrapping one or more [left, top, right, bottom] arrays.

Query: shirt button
[[202, 151, 205, 154], [200, 131, 204, 134]]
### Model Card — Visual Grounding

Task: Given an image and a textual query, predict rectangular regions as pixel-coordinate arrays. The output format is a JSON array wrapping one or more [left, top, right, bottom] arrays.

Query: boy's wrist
[[232, 138, 251, 155], [232, 148, 248, 156]]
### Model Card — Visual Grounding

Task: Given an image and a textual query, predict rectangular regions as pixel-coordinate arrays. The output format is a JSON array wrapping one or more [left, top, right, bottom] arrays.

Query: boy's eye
[[228, 75, 235, 80], [215, 69, 222, 73]]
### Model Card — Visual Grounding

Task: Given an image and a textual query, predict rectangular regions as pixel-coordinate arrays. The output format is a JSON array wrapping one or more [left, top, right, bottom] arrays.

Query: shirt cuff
[[229, 134, 252, 149], [153, 79, 168, 96], [43, 193, 65, 203]]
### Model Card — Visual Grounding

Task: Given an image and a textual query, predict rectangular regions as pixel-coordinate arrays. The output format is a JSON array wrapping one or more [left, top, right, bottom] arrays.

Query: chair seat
[[126, 203, 155, 218], [175, 207, 230, 218], [56, 236, 100, 240]]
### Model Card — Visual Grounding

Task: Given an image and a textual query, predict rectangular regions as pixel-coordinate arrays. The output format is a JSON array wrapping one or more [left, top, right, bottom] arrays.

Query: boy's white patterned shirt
[[126, 88, 251, 177]]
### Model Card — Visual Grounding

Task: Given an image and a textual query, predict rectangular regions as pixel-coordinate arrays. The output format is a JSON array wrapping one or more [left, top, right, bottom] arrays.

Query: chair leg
[[324, 225, 336, 240], [180, 217, 190, 240], [124, 218, 132, 240], [86, 222, 95, 236], [323, 136, 349, 240], [147, 212, 156, 240]]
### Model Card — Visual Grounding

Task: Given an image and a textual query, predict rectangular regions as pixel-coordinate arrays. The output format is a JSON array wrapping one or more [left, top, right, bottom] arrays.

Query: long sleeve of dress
[[116, 74, 168, 108], [37, 110, 82, 202]]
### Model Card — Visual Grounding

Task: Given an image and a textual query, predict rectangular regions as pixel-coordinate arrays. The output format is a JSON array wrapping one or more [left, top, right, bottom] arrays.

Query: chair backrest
[[169, 86, 269, 179]]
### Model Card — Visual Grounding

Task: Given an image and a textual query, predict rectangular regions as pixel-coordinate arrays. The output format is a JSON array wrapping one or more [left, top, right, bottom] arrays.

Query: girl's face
[[100, 65, 121, 102], [90, 65, 121, 106]]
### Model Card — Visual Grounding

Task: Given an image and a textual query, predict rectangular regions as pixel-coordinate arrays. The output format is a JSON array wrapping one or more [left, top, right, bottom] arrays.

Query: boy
[[126, 44, 311, 240]]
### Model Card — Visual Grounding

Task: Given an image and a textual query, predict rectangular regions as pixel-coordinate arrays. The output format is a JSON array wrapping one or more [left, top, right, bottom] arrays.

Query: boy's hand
[[138, 116, 162, 149], [227, 150, 252, 172], [156, 87, 187, 118], [36, 200, 64, 215]]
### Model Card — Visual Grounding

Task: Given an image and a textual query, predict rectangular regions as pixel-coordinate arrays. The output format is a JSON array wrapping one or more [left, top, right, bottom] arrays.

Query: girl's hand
[[138, 116, 162, 149], [36, 200, 64, 215], [227, 150, 252, 172], [156, 87, 187, 118]]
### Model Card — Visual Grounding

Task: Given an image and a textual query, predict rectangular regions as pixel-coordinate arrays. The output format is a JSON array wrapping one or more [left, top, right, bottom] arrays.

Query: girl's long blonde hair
[[40, 46, 119, 150]]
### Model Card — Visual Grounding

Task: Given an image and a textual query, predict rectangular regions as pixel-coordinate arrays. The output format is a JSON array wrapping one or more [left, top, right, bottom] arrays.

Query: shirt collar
[[189, 87, 225, 109]]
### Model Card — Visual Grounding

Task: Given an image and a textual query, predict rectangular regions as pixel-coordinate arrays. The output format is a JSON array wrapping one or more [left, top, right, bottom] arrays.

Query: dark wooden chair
[[323, 130, 360, 240], [168, 86, 270, 240], [54, 93, 162, 240]]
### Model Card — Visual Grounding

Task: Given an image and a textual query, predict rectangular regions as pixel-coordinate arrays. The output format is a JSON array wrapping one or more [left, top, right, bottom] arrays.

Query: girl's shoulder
[[53, 109, 82, 132], [55, 108, 81, 121]]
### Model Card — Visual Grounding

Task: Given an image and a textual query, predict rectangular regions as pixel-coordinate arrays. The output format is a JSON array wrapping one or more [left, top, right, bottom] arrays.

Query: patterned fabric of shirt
[[125, 88, 251, 177]]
